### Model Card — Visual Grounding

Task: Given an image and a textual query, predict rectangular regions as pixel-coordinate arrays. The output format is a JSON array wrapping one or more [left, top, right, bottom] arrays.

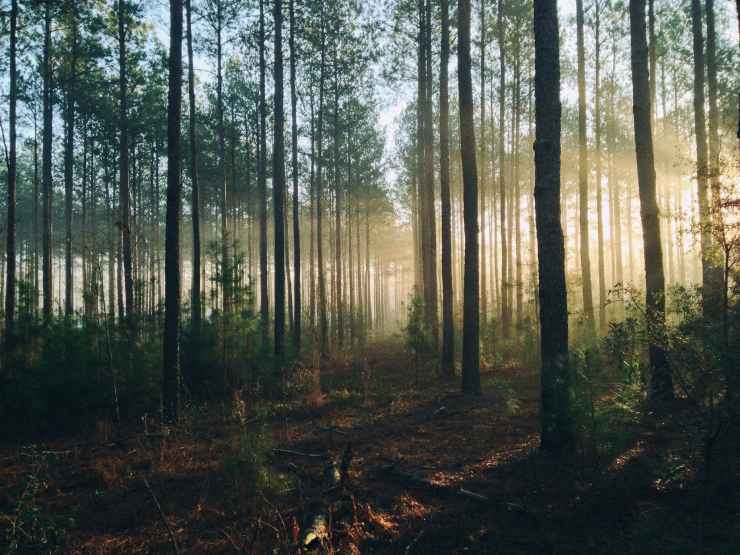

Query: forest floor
[[1, 340, 739, 554]]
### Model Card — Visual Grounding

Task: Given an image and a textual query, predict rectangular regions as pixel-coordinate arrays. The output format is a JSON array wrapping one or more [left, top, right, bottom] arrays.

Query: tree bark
[[576, 0, 594, 332], [259, 0, 270, 347], [458, 0, 481, 395], [42, 1, 53, 323], [118, 0, 134, 326], [164, 0, 184, 422], [289, 0, 301, 351], [185, 0, 201, 336], [273, 0, 286, 359], [534, 0, 573, 452], [5, 0, 18, 351], [629, 0, 673, 402], [440, 0, 454, 377]]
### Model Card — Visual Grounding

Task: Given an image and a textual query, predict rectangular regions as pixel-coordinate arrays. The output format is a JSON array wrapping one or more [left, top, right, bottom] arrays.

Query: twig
[[143, 478, 181, 555], [273, 448, 326, 459]]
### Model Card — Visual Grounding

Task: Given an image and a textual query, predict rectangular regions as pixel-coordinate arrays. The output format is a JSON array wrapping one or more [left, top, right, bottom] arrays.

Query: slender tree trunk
[[259, 0, 270, 347], [64, 14, 79, 318], [479, 0, 488, 326], [498, 0, 510, 337], [690, 0, 719, 317], [42, 1, 53, 322], [273, 0, 286, 359], [594, 1, 606, 333], [534, 0, 573, 452], [440, 0, 454, 377], [289, 0, 301, 351], [317, 4, 328, 356], [576, 0, 594, 332], [629, 0, 673, 402], [186, 0, 201, 337], [164, 0, 184, 422], [458, 0, 481, 395], [5, 0, 18, 352], [119, 0, 134, 326]]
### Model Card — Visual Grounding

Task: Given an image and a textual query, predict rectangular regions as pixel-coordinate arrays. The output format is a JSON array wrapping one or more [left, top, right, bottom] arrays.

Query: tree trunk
[[64, 13, 79, 318], [273, 0, 286, 359], [594, 0, 606, 333], [690, 0, 719, 317], [498, 0, 510, 338], [42, 1, 53, 323], [440, 0, 454, 377], [458, 0, 481, 395], [629, 0, 673, 402], [5, 0, 18, 351], [259, 0, 270, 347], [164, 0, 184, 422], [576, 0, 594, 332], [186, 0, 201, 337], [118, 0, 134, 326], [289, 0, 301, 351], [534, 0, 573, 452]]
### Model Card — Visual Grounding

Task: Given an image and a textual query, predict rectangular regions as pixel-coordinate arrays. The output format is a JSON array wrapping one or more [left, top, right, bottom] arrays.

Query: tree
[[289, 0, 301, 351], [273, 0, 286, 358], [629, 0, 673, 402], [690, 0, 721, 318], [42, 0, 53, 322], [498, 0, 510, 338], [185, 0, 201, 336], [458, 0, 480, 395], [118, 0, 135, 325], [5, 0, 18, 351], [534, 0, 573, 451], [440, 0, 454, 377], [259, 0, 269, 347], [576, 0, 594, 332], [163, 0, 184, 422]]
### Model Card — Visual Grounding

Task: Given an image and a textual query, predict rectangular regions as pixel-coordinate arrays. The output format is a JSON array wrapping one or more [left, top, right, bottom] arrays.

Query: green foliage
[[221, 408, 293, 511], [403, 295, 435, 381]]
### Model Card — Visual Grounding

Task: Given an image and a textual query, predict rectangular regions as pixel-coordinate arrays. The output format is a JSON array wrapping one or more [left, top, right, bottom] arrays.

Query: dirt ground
[[1, 351, 738, 554]]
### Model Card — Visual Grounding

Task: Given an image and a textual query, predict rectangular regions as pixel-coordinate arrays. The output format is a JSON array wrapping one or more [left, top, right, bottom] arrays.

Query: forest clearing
[[0, 0, 738, 552]]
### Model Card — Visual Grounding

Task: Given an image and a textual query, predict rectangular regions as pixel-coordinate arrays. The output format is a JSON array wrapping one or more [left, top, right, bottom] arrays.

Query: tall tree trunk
[[317, 3, 328, 356], [479, 0, 488, 326], [576, 0, 594, 332], [42, 1, 53, 323], [259, 0, 270, 347], [534, 0, 573, 452], [440, 0, 454, 377], [119, 0, 134, 325], [185, 0, 201, 337], [458, 0, 481, 395], [215, 1, 230, 314], [594, 0, 606, 333], [5, 0, 18, 351], [164, 0, 184, 422], [690, 0, 719, 317], [64, 12, 79, 318], [498, 0, 510, 338], [629, 0, 673, 402], [289, 0, 301, 351], [273, 0, 286, 359]]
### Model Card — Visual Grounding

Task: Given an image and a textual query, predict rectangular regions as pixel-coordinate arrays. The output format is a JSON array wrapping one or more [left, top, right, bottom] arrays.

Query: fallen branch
[[273, 448, 326, 459], [143, 478, 181, 555]]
